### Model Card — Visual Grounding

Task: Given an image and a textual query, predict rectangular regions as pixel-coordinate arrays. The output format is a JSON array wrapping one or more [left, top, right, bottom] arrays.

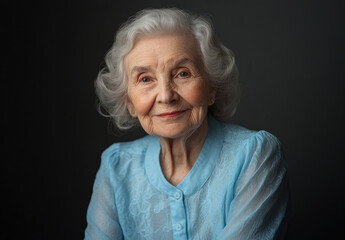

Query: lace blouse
[[84, 116, 289, 239]]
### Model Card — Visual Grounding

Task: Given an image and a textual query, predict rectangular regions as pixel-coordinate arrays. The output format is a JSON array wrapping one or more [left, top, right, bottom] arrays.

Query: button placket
[[170, 189, 187, 239]]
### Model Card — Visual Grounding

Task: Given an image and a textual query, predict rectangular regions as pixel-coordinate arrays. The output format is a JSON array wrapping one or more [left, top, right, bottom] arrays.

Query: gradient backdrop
[[4, 0, 344, 239]]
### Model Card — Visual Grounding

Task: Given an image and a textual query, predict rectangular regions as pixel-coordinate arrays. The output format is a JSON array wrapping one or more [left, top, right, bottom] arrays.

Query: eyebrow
[[130, 66, 151, 76], [174, 58, 194, 67], [130, 58, 195, 76]]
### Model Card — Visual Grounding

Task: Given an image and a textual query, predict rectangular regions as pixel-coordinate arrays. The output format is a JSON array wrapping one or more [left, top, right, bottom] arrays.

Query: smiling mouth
[[156, 110, 187, 119]]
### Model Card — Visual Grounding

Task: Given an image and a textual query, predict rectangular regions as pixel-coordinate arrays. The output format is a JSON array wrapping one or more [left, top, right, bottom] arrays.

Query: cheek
[[182, 83, 208, 107], [128, 91, 155, 115]]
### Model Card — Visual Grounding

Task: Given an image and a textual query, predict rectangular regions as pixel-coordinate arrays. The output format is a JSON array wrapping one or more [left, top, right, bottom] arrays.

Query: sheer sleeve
[[84, 150, 124, 240], [220, 131, 289, 240]]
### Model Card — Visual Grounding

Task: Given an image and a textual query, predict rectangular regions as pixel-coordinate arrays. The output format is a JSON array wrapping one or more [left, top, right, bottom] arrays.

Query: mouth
[[156, 110, 187, 119]]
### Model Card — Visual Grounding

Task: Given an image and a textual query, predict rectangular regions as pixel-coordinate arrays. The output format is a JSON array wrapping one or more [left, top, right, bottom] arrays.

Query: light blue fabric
[[85, 116, 289, 240]]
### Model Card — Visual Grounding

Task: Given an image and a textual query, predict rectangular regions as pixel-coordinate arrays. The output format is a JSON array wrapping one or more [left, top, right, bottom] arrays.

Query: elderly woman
[[85, 8, 289, 240]]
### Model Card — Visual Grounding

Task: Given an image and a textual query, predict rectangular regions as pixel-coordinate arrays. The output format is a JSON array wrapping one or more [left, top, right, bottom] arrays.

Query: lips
[[156, 110, 187, 118]]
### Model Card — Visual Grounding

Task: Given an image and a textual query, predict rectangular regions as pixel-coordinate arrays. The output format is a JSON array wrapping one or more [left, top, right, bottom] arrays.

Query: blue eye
[[179, 72, 189, 77], [140, 77, 151, 83]]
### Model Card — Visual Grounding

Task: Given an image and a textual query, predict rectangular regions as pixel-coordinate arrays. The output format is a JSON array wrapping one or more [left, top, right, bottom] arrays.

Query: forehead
[[124, 33, 202, 72]]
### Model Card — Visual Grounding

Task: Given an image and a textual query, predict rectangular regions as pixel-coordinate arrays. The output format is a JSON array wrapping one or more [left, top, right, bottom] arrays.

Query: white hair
[[95, 8, 240, 131]]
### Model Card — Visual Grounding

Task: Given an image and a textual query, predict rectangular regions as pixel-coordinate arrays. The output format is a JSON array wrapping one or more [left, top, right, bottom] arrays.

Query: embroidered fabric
[[84, 116, 289, 240]]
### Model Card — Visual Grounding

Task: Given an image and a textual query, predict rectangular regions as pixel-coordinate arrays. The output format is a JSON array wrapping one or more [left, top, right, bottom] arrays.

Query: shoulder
[[99, 134, 155, 177], [217, 122, 287, 190], [221, 122, 282, 153], [209, 116, 283, 156], [102, 134, 153, 159], [216, 120, 285, 171]]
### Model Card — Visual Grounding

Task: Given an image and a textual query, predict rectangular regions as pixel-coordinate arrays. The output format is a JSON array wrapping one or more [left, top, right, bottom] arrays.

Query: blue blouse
[[85, 116, 289, 239]]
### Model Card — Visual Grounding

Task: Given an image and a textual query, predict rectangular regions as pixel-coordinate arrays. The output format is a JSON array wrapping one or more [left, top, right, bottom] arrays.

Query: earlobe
[[127, 99, 137, 117], [208, 88, 217, 106]]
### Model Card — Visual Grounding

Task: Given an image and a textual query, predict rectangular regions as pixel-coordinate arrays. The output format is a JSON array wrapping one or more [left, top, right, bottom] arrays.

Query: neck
[[159, 118, 209, 186]]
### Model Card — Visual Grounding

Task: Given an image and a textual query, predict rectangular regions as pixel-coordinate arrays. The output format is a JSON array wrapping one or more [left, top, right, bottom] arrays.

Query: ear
[[126, 98, 137, 117], [208, 88, 217, 106]]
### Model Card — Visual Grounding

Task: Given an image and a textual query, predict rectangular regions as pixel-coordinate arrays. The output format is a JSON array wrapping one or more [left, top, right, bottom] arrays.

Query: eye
[[178, 71, 190, 78], [140, 77, 151, 83]]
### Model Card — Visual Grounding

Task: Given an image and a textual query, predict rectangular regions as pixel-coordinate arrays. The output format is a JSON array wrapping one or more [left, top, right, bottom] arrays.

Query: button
[[174, 191, 181, 200], [175, 224, 182, 231]]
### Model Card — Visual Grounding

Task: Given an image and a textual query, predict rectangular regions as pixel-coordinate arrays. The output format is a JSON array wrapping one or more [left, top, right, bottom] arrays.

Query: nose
[[156, 78, 178, 104]]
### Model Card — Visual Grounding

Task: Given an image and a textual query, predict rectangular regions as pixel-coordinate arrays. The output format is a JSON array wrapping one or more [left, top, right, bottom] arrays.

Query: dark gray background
[[4, 0, 344, 239]]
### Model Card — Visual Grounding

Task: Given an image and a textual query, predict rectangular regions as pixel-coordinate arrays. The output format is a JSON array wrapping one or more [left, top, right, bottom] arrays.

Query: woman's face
[[125, 33, 216, 139]]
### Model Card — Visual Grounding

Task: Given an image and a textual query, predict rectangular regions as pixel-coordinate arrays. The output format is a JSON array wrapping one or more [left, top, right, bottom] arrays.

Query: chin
[[154, 124, 197, 139]]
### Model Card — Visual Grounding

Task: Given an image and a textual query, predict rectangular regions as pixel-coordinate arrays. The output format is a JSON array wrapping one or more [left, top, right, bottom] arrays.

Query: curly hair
[[95, 8, 240, 131]]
